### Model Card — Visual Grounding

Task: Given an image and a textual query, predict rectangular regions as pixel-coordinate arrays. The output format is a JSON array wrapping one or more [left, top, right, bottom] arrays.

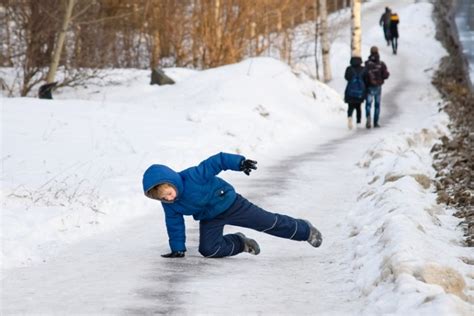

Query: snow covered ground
[[1, 0, 473, 314]]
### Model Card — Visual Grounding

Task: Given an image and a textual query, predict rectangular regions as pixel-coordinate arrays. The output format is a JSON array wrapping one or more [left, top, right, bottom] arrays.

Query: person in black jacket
[[379, 7, 392, 46], [344, 56, 366, 129], [389, 12, 400, 54]]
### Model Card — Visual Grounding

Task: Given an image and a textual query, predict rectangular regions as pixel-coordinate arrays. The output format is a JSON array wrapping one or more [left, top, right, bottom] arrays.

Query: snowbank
[[348, 126, 473, 314]]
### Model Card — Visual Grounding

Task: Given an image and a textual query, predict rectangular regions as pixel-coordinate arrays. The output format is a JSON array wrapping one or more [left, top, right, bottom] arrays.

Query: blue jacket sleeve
[[163, 204, 186, 252], [192, 152, 245, 182]]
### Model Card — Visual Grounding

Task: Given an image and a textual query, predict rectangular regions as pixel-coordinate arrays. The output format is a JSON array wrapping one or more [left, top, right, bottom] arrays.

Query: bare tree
[[1, 0, 111, 96], [314, 21, 320, 80], [46, 0, 75, 83], [1, 1, 62, 96], [319, 0, 332, 82], [350, 0, 361, 57], [143, 0, 161, 69]]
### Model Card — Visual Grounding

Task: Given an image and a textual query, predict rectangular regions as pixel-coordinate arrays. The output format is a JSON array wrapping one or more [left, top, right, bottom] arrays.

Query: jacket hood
[[368, 53, 380, 62], [350, 56, 363, 67], [142, 164, 184, 201]]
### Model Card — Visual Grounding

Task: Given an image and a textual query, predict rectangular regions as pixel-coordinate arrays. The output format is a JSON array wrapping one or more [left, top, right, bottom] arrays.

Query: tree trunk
[[151, 30, 161, 69], [3, 11, 13, 66], [313, 0, 320, 80], [319, 0, 332, 82], [214, 0, 221, 43], [46, 0, 75, 84], [351, 0, 362, 57], [149, 2, 161, 69], [214, 0, 222, 64]]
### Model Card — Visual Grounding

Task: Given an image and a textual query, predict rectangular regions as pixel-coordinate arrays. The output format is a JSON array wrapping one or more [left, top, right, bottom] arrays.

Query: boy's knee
[[198, 243, 220, 258]]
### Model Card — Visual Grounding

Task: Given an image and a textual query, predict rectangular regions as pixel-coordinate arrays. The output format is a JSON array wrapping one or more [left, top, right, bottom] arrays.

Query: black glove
[[240, 159, 257, 176], [161, 251, 185, 258]]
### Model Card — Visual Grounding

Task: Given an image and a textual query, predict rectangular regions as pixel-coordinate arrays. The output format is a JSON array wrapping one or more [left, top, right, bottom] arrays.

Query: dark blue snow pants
[[198, 194, 310, 258]]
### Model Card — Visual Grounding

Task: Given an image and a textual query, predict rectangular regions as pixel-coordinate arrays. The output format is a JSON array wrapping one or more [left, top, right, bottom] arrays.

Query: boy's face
[[151, 185, 177, 202]]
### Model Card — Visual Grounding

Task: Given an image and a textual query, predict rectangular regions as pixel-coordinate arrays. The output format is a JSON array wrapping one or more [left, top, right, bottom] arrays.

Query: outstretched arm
[[162, 205, 186, 257], [191, 152, 247, 181]]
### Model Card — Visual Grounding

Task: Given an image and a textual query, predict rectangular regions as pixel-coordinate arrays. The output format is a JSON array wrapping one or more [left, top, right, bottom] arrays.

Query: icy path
[[2, 1, 436, 314]]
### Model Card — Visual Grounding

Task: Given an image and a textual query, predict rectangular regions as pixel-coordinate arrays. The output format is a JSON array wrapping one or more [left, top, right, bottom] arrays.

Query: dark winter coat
[[142, 152, 245, 252], [379, 8, 391, 28], [364, 53, 389, 87], [344, 57, 366, 104], [389, 13, 399, 39]]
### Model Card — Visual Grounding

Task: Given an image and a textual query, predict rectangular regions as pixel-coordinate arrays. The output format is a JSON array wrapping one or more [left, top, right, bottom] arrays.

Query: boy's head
[[149, 183, 177, 202]]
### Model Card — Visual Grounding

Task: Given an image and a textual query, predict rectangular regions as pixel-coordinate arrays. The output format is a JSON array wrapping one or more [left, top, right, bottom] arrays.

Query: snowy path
[[2, 1, 436, 315]]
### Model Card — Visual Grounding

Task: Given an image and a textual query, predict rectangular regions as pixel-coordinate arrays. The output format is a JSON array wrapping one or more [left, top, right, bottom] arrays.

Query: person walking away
[[364, 46, 389, 128], [389, 12, 400, 54], [142, 152, 323, 258], [344, 56, 366, 129], [379, 7, 392, 46]]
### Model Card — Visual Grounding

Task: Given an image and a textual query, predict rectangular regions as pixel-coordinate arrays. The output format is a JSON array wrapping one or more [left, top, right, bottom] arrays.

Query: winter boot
[[347, 117, 353, 130], [235, 232, 260, 255], [304, 220, 323, 248], [374, 118, 380, 128], [366, 116, 372, 129]]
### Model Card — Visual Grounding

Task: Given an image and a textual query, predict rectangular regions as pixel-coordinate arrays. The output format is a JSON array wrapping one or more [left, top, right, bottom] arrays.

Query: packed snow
[[1, 0, 473, 314]]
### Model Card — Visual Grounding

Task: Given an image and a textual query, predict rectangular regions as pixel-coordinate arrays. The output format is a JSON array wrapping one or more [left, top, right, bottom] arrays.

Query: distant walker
[[389, 12, 400, 54]]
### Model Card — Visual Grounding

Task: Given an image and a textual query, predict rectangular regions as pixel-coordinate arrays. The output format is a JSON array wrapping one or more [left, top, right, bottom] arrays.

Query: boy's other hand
[[161, 251, 185, 258], [240, 159, 257, 175]]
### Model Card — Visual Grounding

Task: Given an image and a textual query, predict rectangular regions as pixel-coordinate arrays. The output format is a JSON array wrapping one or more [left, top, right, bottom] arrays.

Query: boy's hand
[[161, 251, 185, 258], [240, 159, 257, 175]]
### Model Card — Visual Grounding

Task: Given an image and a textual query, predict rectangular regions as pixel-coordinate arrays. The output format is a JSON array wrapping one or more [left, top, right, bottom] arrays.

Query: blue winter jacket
[[142, 152, 245, 252]]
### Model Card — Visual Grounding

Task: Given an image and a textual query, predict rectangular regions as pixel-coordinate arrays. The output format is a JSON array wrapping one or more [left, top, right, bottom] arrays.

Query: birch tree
[[46, 0, 76, 84], [319, 0, 332, 82], [313, 1, 320, 80], [350, 0, 362, 57]]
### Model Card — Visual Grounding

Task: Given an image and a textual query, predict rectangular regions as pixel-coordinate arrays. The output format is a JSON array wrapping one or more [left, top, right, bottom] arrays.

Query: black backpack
[[367, 61, 388, 86], [345, 68, 366, 100]]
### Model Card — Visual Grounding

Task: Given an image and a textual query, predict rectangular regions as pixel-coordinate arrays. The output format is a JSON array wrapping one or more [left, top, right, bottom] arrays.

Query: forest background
[[0, 0, 353, 96]]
